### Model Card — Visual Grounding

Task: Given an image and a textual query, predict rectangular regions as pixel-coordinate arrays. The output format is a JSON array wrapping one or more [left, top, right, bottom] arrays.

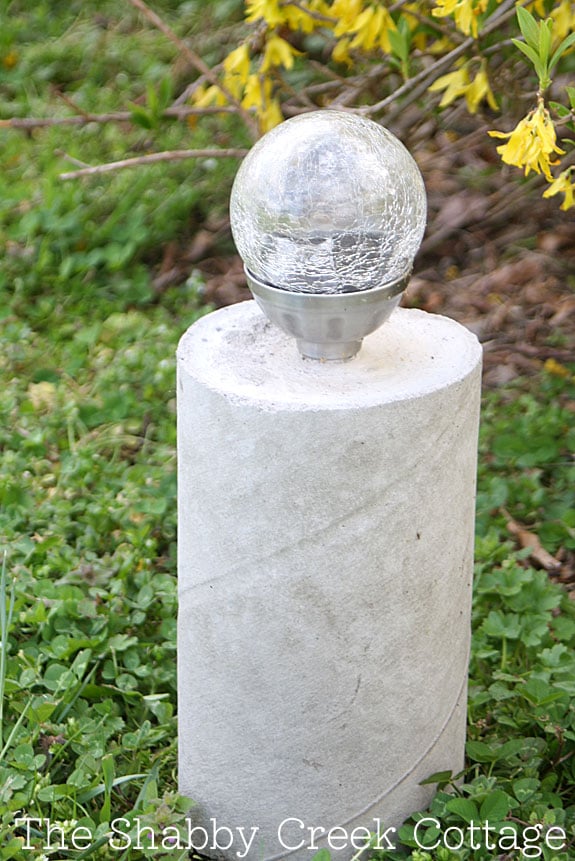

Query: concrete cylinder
[[177, 303, 482, 861]]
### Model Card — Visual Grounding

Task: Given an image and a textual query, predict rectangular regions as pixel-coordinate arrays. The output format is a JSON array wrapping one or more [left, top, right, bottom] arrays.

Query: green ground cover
[[1, 2, 574, 859]]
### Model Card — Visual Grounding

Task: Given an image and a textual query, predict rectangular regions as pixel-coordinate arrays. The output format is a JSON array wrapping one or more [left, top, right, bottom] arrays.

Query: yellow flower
[[464, 63, 498, 114], [241, 74, 283, 133], [544, 357, 572, 377], [242, 74, 266, 111], [430, 60, 497, 115], [224, 45, 250, 80], [550, 0, 575, 43], [332, 37, 353, 65], [332, 0, 365, 37], [349, 5, 384, 51], [245, 0, 284, 26], [259, 98, 284, 132], [2, 50, 18, 69], [222, 45, 251, 100], [543, 168, 575, 211], [192, 84, 227, 108], [428, 36, 456, 55], [428, 67, 470, 108], [260, 35, 302, 73], [403, 3, 426, 49], [433, 0, 487, 38], [529, 0, 546, 16], [283, 2, 320, 33], [348, 4, 397, 53], [433, 0, 458, 15], [489, 105, 565, 181], [378, 7, 398, 54]]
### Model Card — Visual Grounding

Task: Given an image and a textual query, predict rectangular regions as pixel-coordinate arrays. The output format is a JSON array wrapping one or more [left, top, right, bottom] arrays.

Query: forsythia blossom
[[224, 45, 250, 80], [543, 168, 575, 210], [544, 357, 573, 377], [550, 0, 575, 42], [260, 35, 302, 72], [429, 63, 497, 113], [432, 0, 488, 37], [464, 64, 498, 113], [332, 0, 364, 36], [283, 0, 330, 32], [222, 44, 251, 99], [429, 67, 470, 107], [488, 104, 565, 181], [348, 4, 397, 53], [241, 74, 283, 131], [245, 0, 284, 26]]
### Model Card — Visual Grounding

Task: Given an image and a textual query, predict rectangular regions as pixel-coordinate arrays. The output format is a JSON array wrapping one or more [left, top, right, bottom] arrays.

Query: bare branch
[[0, 105, 240, 131], [59, 148, 248, 181]]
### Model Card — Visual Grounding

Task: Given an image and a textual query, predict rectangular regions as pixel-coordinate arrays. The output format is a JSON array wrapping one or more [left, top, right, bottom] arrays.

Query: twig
[[52, 86, 93, 120], [126, 0, 259, 139], [361, 41, 474, 115], [59, 148, 248, 180], [54, 150, 91, 169], [277, 72, 318, 110], [0, 105, 239, 131]]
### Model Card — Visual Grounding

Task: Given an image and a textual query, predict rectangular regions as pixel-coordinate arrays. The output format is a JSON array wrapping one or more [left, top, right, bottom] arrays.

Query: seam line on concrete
[[260, 650, 470, 861]]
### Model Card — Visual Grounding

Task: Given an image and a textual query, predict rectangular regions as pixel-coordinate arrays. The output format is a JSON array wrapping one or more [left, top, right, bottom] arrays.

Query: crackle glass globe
[[230, 110, 426, 295]]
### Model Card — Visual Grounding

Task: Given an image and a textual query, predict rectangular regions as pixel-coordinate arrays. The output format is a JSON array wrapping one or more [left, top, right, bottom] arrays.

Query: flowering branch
[[127, 0, 259, 139]]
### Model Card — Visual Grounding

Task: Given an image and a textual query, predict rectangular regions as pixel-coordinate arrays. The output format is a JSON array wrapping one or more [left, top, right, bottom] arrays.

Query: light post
[[177, 109, 482, 861], [230, 111, 426, 361]]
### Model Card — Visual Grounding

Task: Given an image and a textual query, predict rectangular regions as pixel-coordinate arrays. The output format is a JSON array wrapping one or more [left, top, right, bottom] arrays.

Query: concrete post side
[[177, 303, 482, 861]]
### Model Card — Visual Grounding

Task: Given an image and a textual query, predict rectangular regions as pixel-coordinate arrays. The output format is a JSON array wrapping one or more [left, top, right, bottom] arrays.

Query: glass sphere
[[230, 110, 426, 295]]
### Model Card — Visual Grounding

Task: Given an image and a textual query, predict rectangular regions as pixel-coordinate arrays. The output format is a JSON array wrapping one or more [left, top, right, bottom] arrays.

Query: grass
[[1, 2, 575, 859]]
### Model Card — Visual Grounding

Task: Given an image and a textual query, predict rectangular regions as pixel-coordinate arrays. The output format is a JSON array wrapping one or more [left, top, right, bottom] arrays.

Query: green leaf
[[129, 105, 155, 129], [36, 783, 77, 801], [520, 678, 566, 706], [77, 773, 148, 803], [419, 770, 453, 786], [2, 837, 27, 859], [146, 83, 159, 115], [388, 29, 409, 63], [513, 778, 540, 803], [538, 18, 552, 67], [158, 76, 173, 110], [567, 86, 575, 109], [466, 740, 498, 762], [549, 101, 571, 118], [495, 739, 525, 760], [311, 850, 332, 861], [516, 6, 540, 50], [445, 797, 479, 823], [480, 790, 511, 822], [102, 753, 115, 795], [549, 32, 575, 72], [512, 38, 544, 73], [482, 610, 521, 640]]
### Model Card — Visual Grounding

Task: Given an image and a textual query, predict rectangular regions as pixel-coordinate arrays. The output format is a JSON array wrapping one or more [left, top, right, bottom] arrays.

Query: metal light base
[[245, 268, 409, 361]]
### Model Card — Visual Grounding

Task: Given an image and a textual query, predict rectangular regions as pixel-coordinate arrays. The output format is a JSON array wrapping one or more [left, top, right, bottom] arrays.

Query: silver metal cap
[[246, 268, 408, 361]]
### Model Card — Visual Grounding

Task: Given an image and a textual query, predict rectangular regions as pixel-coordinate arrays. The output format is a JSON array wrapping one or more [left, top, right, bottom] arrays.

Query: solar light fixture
[[230, 110, 427, 361]]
